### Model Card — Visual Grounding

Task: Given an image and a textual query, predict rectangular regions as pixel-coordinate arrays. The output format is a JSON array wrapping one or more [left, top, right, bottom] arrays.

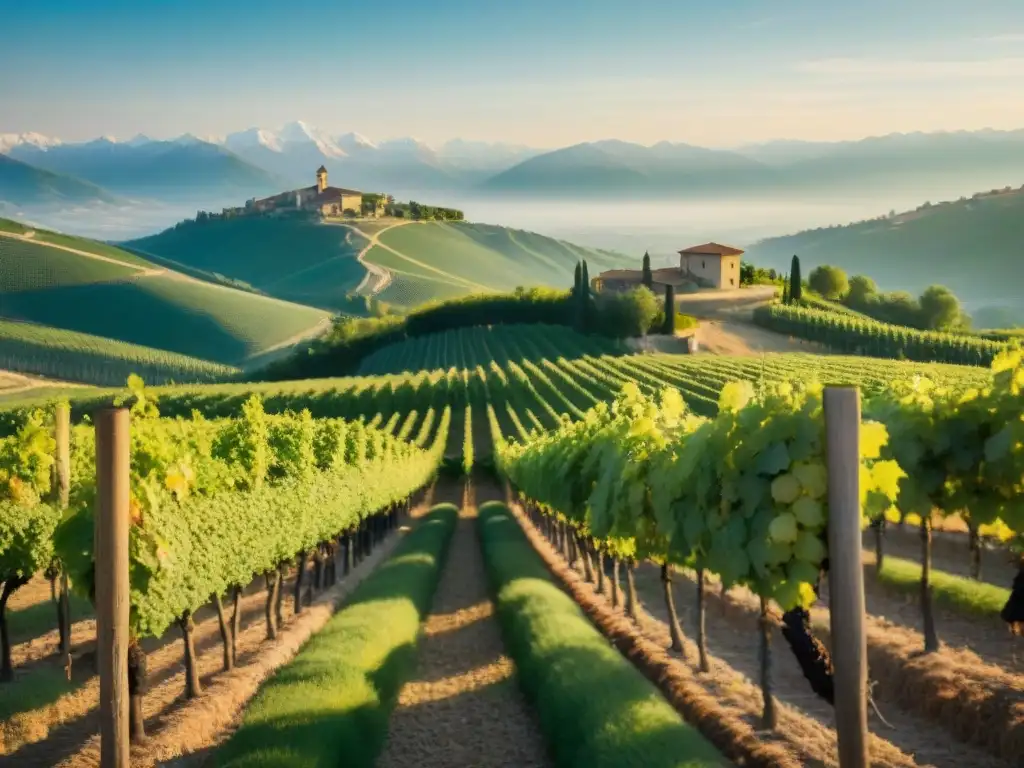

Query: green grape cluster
[[502, 378, 904, 612]]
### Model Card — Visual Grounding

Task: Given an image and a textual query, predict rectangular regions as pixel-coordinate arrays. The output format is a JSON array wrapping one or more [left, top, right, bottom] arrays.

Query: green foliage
[[740, 262, 781, 287], [0, 408, 56, 506], [919, 285, 963, 332], [462, 405, 474, 476], [0, 502, 58, 584], [663, 285, 676, 334], [477, 502, 726, 768], [44, 395, 450, 640], [754, 303, 1003, 366], [591, 286, 660, 338], [807, 265, 849, 300], [498, 381, 901, 610], [789, 255, 803, 302], [846, 275, 877, 306], [258, 287, 629, 381], [215, 504, 457, 768], [642, 252, 653, 289]]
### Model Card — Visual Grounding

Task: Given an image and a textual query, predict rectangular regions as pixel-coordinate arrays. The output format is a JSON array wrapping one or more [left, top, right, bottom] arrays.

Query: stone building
[[251, 166, 363, 217], [594, 242, 745, 292]]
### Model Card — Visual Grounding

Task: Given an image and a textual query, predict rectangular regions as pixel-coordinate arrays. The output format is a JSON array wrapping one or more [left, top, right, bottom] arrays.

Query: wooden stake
[[54, 403, 72, 661], [824, 387, 869, 768], [95, 407, 130, 768]]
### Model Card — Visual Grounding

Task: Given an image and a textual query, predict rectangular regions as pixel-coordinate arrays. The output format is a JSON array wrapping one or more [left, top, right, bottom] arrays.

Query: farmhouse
[[249, 166, 363, 217], [594, 242, 744, 292]]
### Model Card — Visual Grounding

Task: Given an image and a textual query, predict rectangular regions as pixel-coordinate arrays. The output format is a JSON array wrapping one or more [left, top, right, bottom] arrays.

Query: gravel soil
[[377, 481, 550, 768]]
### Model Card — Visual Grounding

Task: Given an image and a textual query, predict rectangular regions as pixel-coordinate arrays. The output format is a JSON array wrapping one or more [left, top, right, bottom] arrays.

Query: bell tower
[[316, 165, 328, 193]]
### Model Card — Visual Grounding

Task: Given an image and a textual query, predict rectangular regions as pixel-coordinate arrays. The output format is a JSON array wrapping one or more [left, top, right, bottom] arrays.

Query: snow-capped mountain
[[276, 120, 346, 158], [335, 132, 377, 153], [0, 132, 63, 153], [225, 127, 283, 153]]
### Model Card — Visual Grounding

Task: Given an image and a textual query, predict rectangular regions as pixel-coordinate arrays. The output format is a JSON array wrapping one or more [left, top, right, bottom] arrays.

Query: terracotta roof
[[596, 269, 644, 280], [316, 165, 328, 174], [678, 242, 744, 256], [319, 185, 362, 198]]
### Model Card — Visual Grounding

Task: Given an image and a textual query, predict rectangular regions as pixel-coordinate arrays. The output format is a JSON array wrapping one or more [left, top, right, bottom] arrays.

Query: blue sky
[[4, 0, 1024, 147]]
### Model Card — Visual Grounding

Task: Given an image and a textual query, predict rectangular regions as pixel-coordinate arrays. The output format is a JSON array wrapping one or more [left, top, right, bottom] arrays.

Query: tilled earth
[[377, 484, 550, 768]]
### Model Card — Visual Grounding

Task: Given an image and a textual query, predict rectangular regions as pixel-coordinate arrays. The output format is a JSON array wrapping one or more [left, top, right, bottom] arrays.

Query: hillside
[[127, 217, 370, 309], [126, 217, 629, 311], [481, 131, 1024, 200], [744, 188, 1024, 316], [0, 154, 118, 206], [0, 219, 330, 365]]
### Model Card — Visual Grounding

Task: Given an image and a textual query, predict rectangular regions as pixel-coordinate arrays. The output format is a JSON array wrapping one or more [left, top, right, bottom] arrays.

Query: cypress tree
[[790, 255, 803, 302], [580, 260, 591, 332], [663, 284, 676, 334], [782, 273, 790, 304], [573, 261, 582, 297], [642, 252, 653, 289]]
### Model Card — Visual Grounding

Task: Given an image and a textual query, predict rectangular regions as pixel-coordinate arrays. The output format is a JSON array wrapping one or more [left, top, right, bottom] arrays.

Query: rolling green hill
[[126, 217, 369, 309], [368, 222, 625, 307], [744, 188, 1024, 316], [0, 317, 238, 386], [125, 217, 629, 312], [0, 218, 331, 366]]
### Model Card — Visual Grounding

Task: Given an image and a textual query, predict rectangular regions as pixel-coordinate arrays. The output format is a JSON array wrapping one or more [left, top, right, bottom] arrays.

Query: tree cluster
[[386, 201, 464, 221], [804, 264, 967, 332]]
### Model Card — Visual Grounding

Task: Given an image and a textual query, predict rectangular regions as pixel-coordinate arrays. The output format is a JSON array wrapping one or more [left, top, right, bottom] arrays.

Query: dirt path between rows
[[378, 481, 550, 768]]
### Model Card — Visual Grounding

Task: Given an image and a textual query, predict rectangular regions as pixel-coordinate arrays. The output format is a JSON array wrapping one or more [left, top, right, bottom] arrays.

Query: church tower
[[316, 165, 328, 193]]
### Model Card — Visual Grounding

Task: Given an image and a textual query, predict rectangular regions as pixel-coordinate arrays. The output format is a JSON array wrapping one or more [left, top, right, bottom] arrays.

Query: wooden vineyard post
[[824, 387, 869, 768], [54, 404, 72, 661], [95, 408, 131, 768]]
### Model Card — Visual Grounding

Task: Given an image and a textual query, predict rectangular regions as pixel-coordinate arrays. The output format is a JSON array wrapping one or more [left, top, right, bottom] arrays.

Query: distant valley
[[5, 123, 1024, 211]]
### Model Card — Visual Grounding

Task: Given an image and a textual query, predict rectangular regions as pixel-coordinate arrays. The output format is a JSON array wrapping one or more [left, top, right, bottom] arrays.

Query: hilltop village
[[191, 166, 465, 224]]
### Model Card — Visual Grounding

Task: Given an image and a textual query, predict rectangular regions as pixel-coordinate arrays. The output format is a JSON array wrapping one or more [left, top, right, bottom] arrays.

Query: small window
[[730, 278, 735, 286]]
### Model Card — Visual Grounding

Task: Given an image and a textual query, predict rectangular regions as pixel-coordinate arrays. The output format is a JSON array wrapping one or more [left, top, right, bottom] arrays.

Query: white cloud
[[796, 56, 1024, 79]]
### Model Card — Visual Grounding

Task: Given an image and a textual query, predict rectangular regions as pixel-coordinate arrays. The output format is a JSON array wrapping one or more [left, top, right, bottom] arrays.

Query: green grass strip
[[214, 503, 458, 768], [876, 555, 1011, 617], [477, 501, 727, 768]]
